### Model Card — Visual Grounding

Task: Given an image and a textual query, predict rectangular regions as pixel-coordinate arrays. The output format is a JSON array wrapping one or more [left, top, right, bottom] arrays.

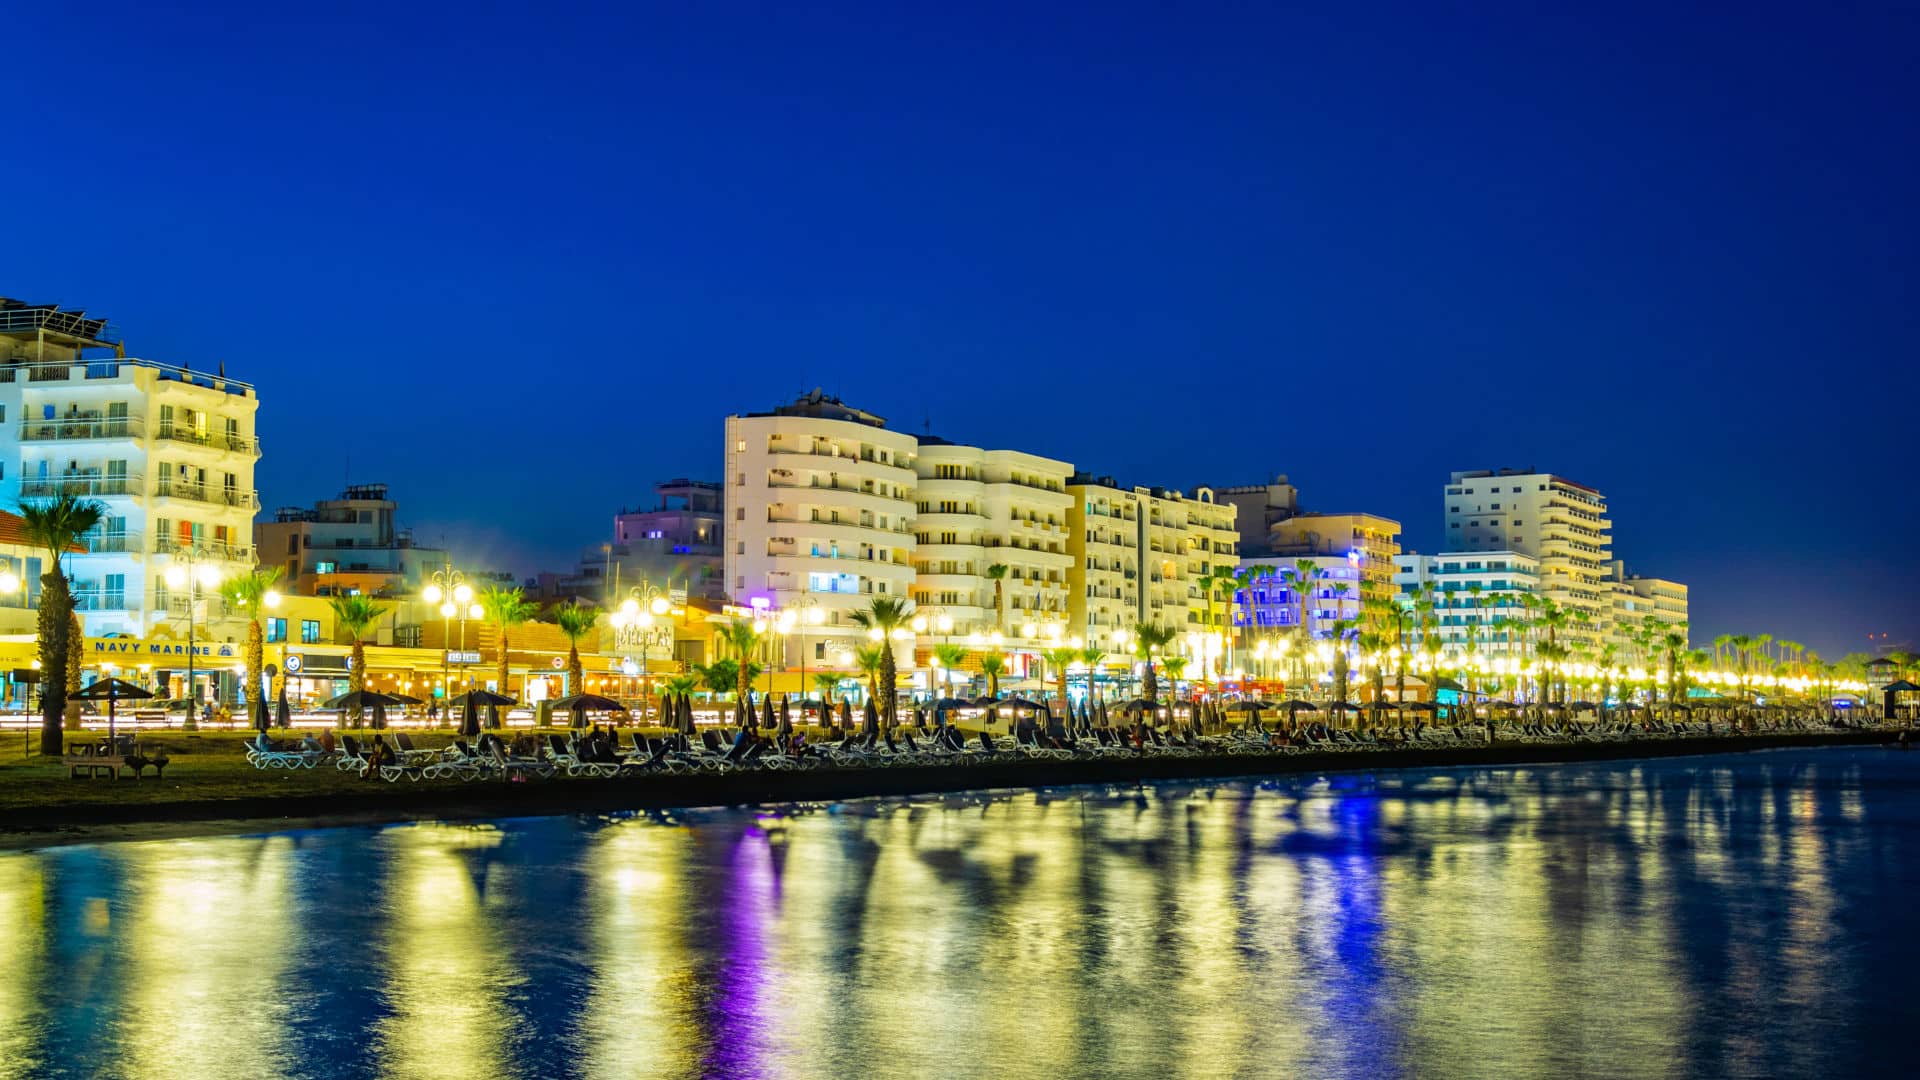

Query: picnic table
[[62, 737, 168, 780]]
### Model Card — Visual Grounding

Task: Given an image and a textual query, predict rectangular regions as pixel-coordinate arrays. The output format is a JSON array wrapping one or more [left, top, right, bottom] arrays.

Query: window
[[736, 440, 746, 452], [735, 507, 745, 520], [315, 561, 336, 574], [103, 574, 125, 609], [266, 618, 288, 643], [1512, 486, 1522, 493], [1491, 503, 1501, 511], [1449, 506, 1458, 513], [1513, 520, 1523, 526], [300, 619, 322, 644], [287, 534, 299, 555]]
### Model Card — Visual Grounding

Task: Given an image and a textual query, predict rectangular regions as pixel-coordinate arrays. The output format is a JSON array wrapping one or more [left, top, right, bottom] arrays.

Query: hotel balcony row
[[1, 356, 254, 398], [20, 476, 259, 509], [18, 417, 260, 456], [62, 532, 254, 563]]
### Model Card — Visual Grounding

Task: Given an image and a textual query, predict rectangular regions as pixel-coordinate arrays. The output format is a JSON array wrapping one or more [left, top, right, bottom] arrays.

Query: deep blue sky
[[8, 2, 1915, 655]]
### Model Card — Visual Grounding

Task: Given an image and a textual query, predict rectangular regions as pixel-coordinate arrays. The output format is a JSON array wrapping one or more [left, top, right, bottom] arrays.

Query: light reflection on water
[[5, 748, 1919, 1080]]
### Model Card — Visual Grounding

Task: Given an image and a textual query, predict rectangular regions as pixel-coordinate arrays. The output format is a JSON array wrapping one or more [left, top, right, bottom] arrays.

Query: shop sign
[[284, 654, 303, 674], [551, 656, 564, 669], [87, 637, 236, 659], [608, 623, 672, 654], [446, 650, 482, 664]]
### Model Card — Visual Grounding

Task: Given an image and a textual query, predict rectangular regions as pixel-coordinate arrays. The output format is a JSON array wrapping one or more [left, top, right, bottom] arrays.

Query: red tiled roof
[[0, 510, 89, 553]]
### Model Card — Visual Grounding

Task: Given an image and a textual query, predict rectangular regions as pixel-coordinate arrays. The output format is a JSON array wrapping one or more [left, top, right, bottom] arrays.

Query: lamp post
[[612, 582, 673, 720], [423, 562, 478, 713], [781, 597, 826, 702], [163, 549, 223, 729]]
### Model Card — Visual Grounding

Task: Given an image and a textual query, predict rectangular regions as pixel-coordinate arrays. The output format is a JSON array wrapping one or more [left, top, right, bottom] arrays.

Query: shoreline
[[0, 730, 1892, 850]]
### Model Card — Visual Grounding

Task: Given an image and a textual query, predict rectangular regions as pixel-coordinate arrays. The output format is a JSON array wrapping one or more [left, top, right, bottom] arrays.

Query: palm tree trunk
[[37, 572, 69, 757], [246, 617, 264, 722], [350, 640, 366, 693], [568, 643, 583, 698], [497, 627, 510, 697], [879, 645, 897, 729], [1144, 660, 1159, 703]]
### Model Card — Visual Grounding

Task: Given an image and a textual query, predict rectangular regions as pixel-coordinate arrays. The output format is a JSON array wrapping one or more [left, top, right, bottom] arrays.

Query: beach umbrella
[[1280, 700, 1319, 714], [863, 697, 879, 736], [734, 695, 750, 730], [681, 694, 695, 735], [461, 695, 480, 738], [762, 692, 777, 730], [779, 696, 794, 736], [323, 690, 403, 729], [276, 684, 291, 728], [385, 692, 425, 706], [1096, 699, 1110, 727], [839, 697, 854, 730], [72, 678, 153, 747]]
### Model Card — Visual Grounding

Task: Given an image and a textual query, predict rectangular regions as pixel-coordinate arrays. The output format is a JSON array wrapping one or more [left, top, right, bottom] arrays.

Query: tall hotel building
[[724, 393, 918, 668], [1444, 469, 1610, 646], [0, 298, 260, 641]]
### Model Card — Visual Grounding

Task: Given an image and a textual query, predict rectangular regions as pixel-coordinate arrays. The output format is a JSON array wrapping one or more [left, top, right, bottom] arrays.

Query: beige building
[[1604, 560, 1688, 648], [910, 438, 1074, 637], [1067, 475, 1237, 641], [1445, 469, 1611, 647], [1268, 511, 1402, 609]]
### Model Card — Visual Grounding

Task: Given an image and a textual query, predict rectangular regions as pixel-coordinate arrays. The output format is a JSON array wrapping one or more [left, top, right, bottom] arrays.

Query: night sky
[[8, 3, 1915, 655]]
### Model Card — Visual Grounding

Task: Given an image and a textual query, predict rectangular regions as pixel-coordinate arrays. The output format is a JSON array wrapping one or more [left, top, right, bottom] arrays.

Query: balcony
[[19, 417, 145, 442], [19, 476, 143, 498], [155, 423, 261, 456], [154, 479, 260, 509], [155, 536, 255, 563], [81, 531, 143, 555]]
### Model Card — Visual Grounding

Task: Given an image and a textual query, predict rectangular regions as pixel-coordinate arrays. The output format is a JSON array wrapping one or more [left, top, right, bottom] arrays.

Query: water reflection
[[4, 749, 1917, 1079]]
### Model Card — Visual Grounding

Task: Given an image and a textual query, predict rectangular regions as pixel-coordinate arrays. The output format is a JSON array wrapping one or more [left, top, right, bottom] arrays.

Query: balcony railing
[[155, 423, 260, 455], [82, 531, 143, 554], [154, 536, 255, 562], [19, 417, 145, 441], [19, 476, 143, 498], [154, 480, 260, 509]]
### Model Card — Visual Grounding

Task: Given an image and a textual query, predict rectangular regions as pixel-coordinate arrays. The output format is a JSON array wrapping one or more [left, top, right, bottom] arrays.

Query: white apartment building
[[910, 438, 1073, 637], [1395, 551, 1540, 656], [724, 392, 918, 667], [1, 300, 260, 646], [1445, 469, 1610, 646]]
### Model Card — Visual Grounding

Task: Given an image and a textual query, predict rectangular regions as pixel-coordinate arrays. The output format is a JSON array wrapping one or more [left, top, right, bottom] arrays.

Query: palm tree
[[662, 673, 700, 698], [1194, 566, 1236, 677], [977, 652, 1007, 698], [849, 597, 915, 725], [1132, 622, 1177, 701], [478, 585, 537, 700], [716, 618, 765, 704], [1077, 645, 1105, 703], [219, 566, 284, 721], [18, 493, 103, 754], [854, 644, 886, 703], [551, 601, 600, 696], [1286, 559, 1319, 640], [1161, 655, 1189, 701], [1232, 563, 1274, 656], [328, 595, 390, 695], [933, 642, 970, 697], [1042, 646, 1080, 705], [985, 564, 1009, 632], [696, 659, 739, 700], [811, 671, 842, 700]]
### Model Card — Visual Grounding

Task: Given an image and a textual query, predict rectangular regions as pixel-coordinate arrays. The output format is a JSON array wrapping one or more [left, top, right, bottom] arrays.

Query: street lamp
[[423, 562, 477, 710], [782, 597, 826, 700], [163, 550, 223, 728], [612, 582, 674, 719]]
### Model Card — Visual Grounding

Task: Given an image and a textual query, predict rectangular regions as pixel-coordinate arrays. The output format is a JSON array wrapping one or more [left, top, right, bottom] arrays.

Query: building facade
[[1394, 550, 1541, 657], [1445, 469, 1611, 646], [910, 438, 1074, 638], [548, 478, 727, 607], [1066, 475, 1238, 640], [1603, 560, 1689, 646], [1268, 511, 1402, 609], [724, 392, 919, 667], [1214, 475, 1300, 558], [257, 484, 447, 597], [1, 298, 261, 644]]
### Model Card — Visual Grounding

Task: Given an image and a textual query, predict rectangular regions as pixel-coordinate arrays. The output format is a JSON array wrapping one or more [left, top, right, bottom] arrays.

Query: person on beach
[[366, 733, 395, 778]]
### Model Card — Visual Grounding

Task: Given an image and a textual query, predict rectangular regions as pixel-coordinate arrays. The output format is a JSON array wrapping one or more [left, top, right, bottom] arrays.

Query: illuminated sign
[[88, 638, 237, 659], [445, 650, 482, 664], [283, 654, 303, 674]]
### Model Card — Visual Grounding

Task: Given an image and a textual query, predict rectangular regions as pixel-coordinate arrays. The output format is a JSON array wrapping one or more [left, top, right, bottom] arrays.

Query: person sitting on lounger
[[366, 733, 395, 777]]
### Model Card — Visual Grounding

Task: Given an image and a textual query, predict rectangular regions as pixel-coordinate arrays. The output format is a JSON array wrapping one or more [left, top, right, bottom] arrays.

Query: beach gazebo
[[1882, 680, 1919, 722]]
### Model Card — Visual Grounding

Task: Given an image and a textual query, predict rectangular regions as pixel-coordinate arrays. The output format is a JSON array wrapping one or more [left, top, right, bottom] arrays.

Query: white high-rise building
[[1444, 469, 1610, 646], [724, 392, 918, 667], [1, 299, 261, 649]]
